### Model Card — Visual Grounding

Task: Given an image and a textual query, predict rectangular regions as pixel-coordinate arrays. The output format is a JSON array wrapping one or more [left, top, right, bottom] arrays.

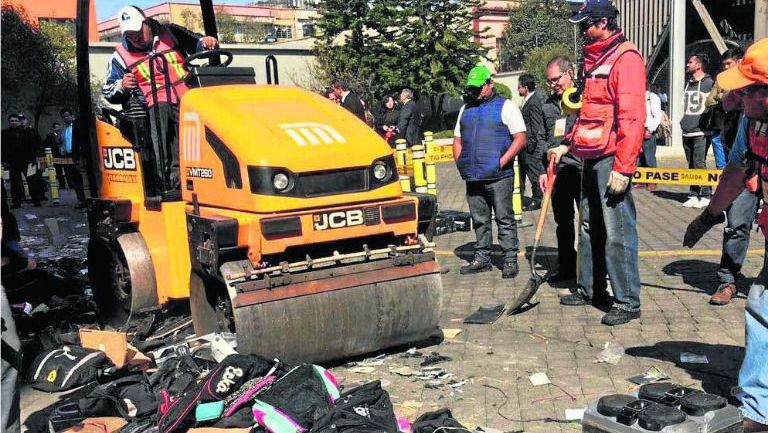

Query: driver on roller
[[102, 5, 218, 191]]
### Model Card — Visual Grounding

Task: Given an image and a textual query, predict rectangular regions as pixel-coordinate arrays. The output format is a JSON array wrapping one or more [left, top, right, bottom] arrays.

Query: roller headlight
[[373, 161, 389, 181], [273, 172, 290, 191]]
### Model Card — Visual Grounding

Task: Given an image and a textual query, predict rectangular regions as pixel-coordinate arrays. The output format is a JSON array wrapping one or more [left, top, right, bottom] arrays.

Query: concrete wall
[[88, 41, 316, 96]]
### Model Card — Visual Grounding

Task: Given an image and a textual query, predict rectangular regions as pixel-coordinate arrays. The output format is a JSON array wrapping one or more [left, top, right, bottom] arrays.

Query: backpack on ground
[[79, 374, 158, 420], [29, 345, 113, 392], [309, 380, 398, 433]]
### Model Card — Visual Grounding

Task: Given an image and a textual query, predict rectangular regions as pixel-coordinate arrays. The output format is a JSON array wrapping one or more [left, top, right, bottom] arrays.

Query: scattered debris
[[594, 341, 625, 365], [680, 352, 709, 364], [463, 303, 506, 324], [442, 328, 463, 339], [349, 366, 378, 374], [565, 408, 586, 421], [401, 347, 424, 358], [401, 400, 424, 409], [420, 352, 452, 366], [627, 366, 670, 385], [529, 372, 551, 386], [416, 366, 453, 381], [24, 214, 37, 220], [391, 366, 419, 377]]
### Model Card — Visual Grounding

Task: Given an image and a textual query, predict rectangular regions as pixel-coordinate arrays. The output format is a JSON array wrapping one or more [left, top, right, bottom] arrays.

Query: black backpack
[[79, 374, 159, 420], [310, 381, 399, 433], [157, 354, 273, 433], [29, 345, 113, 392]]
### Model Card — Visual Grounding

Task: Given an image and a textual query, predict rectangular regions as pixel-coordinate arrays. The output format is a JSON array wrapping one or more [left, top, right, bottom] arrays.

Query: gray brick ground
[[15, 157, 762, 432]]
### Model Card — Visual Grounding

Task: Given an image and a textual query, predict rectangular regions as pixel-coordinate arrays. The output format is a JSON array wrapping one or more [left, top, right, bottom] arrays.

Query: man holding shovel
[[548, 0, 646, 325]]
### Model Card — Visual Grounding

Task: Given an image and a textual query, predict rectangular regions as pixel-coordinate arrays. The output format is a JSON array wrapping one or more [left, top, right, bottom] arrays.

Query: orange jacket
[[569, 32, 646, 175]]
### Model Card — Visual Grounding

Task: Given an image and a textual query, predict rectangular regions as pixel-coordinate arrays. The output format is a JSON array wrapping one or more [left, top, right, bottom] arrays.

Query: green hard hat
[[466, 65, 492, 87]]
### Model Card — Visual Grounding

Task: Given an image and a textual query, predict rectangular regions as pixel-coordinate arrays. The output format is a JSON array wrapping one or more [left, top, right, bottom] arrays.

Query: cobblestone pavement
[[16, 157, 763, 432]]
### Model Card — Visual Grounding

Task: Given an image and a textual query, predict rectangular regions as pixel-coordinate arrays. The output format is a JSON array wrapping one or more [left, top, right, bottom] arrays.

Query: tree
[[1, 5, 76, 127], [214, 6, 267, 44], [180, 8, 201, 31], [311, 0, 487, 106], [498, 0, 576, 72], [521, 43, 572, 92]]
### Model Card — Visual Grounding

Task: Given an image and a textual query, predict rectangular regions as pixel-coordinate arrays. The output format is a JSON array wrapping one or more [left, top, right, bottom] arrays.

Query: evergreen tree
[[312, 0, 487, 104], [498, 0, 575, 72]]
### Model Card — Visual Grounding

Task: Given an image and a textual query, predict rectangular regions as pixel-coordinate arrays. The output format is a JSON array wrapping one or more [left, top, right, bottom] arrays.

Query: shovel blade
[[507, 275, 542, 315]]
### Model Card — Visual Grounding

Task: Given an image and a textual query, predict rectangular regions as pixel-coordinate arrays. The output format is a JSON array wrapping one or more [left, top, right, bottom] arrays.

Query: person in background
[[59, 108, 87, 208], [549, 0, 646, 326], [17, 114, 45, 206], [376, 95, 400, 146], [707, 46, 746, 165], [683, 37, 768, 432], [397, 88, 422, 147], [43, 122, 67, 190], [1, 114, 29, 209], [540, 56, 582, 284], [681, 53, 715, 208], [453, 65, 527, 279], [331, 79, 366, 121], [324, 88, 340, 104], [636, 86, 662, 191], [518, 73, 547, 211]]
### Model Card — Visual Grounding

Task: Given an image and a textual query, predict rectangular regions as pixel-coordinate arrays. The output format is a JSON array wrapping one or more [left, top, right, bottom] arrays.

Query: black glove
[[683, 210, 725, 248]]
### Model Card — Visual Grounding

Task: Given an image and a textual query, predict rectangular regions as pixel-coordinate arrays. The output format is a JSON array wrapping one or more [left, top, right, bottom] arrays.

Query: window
[[301, 23, 315, 37], [275, 26, 292, 39]]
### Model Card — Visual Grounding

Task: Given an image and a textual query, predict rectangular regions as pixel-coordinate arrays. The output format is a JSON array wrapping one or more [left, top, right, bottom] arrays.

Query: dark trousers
[[63, 162, 85, 202], [466, 176, 519, 262], [576, 155, 641, 312], [639, 136, 657, 168], [148, 103, 180, 191], [519, 149, 544, 201], [718, 189, 758, 284], [26, 171, 44, 205], [682, 135, 711, 197], [552, 164, 581, 276], [8, 166, 25, 207], [54, 165, 67, 189]]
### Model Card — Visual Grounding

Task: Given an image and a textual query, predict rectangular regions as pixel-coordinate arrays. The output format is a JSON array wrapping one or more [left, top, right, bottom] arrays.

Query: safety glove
[[683, 210, 725, 248]]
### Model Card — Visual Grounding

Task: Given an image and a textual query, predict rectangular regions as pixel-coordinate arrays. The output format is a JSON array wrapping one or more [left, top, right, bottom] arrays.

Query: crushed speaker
[[434, 210, 472, 236], [582, 383, 741, 432]]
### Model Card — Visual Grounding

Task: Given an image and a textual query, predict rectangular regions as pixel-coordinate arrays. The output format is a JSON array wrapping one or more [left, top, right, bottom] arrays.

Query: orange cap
[[717, 38, 768, 91]]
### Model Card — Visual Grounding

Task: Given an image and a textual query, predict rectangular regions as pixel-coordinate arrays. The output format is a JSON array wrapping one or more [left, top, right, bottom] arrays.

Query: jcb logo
[[313, 209, 364, 231], [103, 147, 137, 171]]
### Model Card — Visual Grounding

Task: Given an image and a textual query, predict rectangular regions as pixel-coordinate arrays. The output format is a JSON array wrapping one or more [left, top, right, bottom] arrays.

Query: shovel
[[507, 156, 557, 315]]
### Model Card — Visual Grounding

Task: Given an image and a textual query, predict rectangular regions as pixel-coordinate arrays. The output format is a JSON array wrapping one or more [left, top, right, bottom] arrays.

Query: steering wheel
[[183, 49, 233, 68]]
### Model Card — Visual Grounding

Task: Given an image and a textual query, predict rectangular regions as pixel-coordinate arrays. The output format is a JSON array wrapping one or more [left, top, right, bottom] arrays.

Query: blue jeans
[[739, 239, 768, 425], [576, 155, 641, 312], [639, 136, 657, 168], [718, 189, 758, 285], [712, 134, 727, 169]]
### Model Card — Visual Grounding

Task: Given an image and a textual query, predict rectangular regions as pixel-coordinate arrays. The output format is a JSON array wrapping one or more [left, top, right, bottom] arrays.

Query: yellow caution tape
[[427, 145, 723, 186]]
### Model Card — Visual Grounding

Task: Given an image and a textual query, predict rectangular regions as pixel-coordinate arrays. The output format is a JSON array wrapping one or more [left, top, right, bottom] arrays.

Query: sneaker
[[501, 261, 519, 279], [601, 307, 641, 326], [694, 197, 711, 209], [682, 196, 700, 207], [560, 292, 590, 306], [710, 283, 737, 305], [460, 259, 492, 275]]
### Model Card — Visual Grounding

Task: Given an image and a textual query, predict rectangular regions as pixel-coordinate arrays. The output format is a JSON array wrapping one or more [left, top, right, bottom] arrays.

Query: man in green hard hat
[[452, 65, 528, 279]]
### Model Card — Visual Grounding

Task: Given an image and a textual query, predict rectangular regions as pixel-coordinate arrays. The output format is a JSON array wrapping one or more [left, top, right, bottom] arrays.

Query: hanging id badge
[[554, 117, 567, 137]]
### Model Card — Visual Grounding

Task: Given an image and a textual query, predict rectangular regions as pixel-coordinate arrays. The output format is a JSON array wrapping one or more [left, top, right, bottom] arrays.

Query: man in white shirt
[[453, 65, 527, 279], [637, 89, 662, 190]]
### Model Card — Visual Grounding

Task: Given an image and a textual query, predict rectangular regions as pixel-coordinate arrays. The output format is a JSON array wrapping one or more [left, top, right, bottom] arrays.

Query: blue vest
[[457, 95, 514, 181]]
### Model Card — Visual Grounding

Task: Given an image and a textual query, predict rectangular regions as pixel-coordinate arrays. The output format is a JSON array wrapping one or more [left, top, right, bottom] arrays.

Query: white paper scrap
[[529, 372, 551, 386]]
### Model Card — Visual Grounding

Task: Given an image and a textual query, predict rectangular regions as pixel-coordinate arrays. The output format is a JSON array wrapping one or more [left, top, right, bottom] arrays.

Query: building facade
[[4, 0, 99, 42], [97, 2, 319, 43]]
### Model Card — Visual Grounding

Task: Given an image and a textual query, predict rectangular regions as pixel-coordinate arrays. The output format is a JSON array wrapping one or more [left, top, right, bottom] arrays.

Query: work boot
[[710, 283, 737, 305], [501, 260, 519, 279], [460, 258, 492, 275], [601, 307, 641, 326], [743, 419, 768, 433], [560, 292, 590, 306]]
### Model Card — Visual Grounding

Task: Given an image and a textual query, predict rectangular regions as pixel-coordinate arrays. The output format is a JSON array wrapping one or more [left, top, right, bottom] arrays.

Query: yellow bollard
[[399, 175, 412, 192], [423, 132, 437, 195], [411, 144, 428, 193], [45, 148, 60, 205], [395, 139, 408, 175], [512, 156, 530, 227]]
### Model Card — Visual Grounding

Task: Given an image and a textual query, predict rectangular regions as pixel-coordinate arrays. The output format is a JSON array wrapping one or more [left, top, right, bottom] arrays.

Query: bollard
[[399, 175, 412, 192], [395, 139, 408, 175], [423, 132, 437, 195], [44, 148, 60, 205], [411, 144, 428, 193], [512, 156, 530, 227]]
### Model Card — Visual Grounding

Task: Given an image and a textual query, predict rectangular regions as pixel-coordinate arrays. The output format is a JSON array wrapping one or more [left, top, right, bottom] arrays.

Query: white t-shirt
[[454, 99, 527, 137]]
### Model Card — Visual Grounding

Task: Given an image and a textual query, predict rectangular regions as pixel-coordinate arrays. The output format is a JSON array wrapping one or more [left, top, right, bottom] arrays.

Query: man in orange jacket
[[549, 0, 646, 325]]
